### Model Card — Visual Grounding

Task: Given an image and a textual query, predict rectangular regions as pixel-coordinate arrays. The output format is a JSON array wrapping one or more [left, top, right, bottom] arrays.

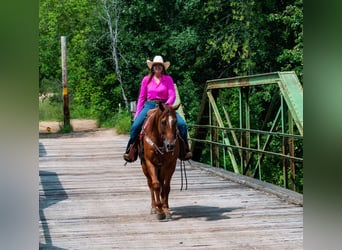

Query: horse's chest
[[148, 149, 177, 167], [150, 149, 166, 165]]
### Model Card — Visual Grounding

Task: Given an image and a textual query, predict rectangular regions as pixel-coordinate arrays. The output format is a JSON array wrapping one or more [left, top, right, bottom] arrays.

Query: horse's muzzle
[[164, 140, 176, 152]]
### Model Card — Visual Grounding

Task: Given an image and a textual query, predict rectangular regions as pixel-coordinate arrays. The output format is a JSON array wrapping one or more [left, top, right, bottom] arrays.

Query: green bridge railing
[[189, 72, 303, 193]]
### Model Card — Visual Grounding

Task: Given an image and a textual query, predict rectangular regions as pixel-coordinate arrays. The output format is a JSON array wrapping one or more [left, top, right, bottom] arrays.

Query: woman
[[123, 55, 192, 162]]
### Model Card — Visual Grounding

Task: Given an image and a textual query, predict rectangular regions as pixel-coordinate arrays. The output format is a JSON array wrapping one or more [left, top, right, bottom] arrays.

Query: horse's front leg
[[161, 178, 173, 220], [142, 162, 157, 214], [145, 160, 164, 220], [161, 163, 176, 219], [148, 176, 157, 214]]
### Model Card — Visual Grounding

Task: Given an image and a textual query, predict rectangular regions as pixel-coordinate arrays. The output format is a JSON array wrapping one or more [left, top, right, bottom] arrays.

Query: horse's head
[[156, 102, 181, 153]]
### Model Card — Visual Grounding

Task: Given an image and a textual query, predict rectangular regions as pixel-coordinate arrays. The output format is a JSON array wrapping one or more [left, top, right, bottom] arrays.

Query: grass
[[39, 99, 63, 121]]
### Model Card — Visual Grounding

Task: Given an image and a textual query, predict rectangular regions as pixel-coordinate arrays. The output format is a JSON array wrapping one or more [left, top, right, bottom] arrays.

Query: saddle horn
[[173, 103, 181, 111], [158, 102, 165, 111]]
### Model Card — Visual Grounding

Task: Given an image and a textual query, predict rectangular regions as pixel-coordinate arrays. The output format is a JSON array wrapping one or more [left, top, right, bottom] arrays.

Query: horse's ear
[[173, 103, 181, 111], [158, 102, 165, 111]]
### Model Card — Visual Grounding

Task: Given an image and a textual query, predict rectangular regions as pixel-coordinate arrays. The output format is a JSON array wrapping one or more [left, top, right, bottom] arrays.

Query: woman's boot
[[183, 144, 192, 160], [179, 137, 192, 161], [123, 139, 138, 162]]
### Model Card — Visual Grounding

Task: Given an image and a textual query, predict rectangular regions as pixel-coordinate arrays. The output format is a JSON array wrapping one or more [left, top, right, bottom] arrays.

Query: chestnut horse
[[138, 102, 181, 220]]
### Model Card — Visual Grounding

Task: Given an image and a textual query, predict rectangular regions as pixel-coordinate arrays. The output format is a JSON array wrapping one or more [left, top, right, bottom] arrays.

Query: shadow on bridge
[[39, 142, 69, 250], [171, 205, 241, 221], [39, 169, 68, 250]]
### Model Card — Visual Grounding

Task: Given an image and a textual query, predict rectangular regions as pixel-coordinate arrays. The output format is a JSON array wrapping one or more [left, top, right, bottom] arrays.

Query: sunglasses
[[153, 64, 163, 69]]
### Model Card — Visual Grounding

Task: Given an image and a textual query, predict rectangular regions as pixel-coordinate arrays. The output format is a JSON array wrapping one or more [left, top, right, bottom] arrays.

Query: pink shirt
[[134, 74, 176, 119]]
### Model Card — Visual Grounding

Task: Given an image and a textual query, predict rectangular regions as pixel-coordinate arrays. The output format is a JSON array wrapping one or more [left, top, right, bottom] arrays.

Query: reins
[[145, 136, 165, 155], [179, 159, 188, 191], [141, 107, 177, 156]]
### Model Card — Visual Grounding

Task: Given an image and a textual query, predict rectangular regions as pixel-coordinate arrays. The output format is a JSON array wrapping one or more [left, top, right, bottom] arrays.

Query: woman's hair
[[147, 65, 168, 83]]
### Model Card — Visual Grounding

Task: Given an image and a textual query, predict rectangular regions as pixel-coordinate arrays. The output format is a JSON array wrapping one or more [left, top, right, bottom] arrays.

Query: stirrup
[[123, 153, 134, 162], [183, 151, 192, 161], [123, 143, 138, 163]]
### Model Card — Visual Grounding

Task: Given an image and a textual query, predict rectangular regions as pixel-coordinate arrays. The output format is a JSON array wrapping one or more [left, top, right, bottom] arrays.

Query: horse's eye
[[161, 120, 166, 127]]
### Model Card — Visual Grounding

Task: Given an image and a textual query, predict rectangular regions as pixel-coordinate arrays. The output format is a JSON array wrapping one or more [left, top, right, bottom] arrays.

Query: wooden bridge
[[39, 129, 303, 250]]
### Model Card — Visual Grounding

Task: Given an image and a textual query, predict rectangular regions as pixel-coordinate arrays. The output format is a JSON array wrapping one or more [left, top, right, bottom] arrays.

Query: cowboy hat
[[146, 55, 170, 70]]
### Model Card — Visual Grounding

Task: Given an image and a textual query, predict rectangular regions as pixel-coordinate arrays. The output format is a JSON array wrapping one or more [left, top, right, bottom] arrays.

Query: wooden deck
[[39, 129, 303, 250]]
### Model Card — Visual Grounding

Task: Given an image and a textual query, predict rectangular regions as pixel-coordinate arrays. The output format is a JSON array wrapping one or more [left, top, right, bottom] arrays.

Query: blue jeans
[[126, 101, 189, 149]]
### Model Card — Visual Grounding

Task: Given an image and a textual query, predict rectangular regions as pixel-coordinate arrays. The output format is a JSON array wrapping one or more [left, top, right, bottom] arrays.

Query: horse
[[138, 102, 181, 220]]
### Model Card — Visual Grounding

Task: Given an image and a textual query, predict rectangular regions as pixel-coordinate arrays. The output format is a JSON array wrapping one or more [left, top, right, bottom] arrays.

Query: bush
[[114, 110, 131, 134], [99, 109, 131, 134], [39, 99, 63, 121], [58, 123, 73, 133], [70, 104, 95, 119]]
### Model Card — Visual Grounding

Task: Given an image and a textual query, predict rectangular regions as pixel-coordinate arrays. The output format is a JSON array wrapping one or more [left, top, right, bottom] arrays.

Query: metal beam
[[206, 72, 281, 90], [207, 91, 240, 174]]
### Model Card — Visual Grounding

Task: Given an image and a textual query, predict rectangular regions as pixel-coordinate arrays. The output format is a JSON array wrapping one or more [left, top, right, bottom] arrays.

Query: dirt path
[[39, 119, 119, 138]]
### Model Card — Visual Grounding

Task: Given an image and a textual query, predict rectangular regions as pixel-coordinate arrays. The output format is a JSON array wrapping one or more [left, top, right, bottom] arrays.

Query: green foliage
[[100, 109, 131, 134], [204, 0, 258, 76], [268, 0, 303, 81], [113, 110, 131, 134], [70, 104, 95, 119]]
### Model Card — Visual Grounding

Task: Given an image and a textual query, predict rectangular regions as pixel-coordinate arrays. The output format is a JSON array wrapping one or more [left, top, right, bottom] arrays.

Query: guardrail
[[189, 124, 303, 193]]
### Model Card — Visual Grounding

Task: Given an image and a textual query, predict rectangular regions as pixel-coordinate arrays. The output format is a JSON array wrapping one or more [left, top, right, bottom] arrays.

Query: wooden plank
[[39, 129, 303, 249], [189, 161, 303, 206]]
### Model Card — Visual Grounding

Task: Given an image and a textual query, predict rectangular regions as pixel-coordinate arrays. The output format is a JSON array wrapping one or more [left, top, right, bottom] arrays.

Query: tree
[[99, 0, 128, 109], [268, 0, 303, 81], [39, 0, 95, 103], [39, 0, 303, 122]]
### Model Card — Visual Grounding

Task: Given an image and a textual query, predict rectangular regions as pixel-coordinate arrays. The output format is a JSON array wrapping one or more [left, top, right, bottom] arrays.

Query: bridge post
[[61, 36, 70, 129]]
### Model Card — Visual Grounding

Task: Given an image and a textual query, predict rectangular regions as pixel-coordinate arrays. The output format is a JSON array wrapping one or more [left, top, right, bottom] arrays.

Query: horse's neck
[[144, 112, 161, 142]]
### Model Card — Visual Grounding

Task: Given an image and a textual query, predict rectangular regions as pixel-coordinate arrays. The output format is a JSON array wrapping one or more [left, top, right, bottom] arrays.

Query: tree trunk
[[102, 0, 128, 110]]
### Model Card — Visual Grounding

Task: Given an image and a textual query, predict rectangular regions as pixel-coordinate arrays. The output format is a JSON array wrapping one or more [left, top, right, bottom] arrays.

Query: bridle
[[140, 106, 179, 156]]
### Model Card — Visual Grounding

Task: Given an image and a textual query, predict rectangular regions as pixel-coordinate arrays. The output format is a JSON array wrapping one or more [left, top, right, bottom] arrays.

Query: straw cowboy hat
[[147, 55, 170, 70]]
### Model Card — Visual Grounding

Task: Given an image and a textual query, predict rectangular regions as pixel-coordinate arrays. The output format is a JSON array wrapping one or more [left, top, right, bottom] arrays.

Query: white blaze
[[168, 115, 173, 130]]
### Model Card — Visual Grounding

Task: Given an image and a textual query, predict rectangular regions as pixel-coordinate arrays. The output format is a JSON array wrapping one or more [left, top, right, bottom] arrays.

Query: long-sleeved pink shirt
[[134, 74, 176, 119]]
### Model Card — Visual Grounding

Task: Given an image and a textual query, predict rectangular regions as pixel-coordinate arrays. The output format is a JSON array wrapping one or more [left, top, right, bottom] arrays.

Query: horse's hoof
[[165, 212, 172, 220], [150, 208, 157, 214], [157, 213, 166, 220]]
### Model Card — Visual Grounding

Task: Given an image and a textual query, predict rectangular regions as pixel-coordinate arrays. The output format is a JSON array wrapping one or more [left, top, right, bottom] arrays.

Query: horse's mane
[[144, 104, 174, 141], [140, 103, 180, 158]]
